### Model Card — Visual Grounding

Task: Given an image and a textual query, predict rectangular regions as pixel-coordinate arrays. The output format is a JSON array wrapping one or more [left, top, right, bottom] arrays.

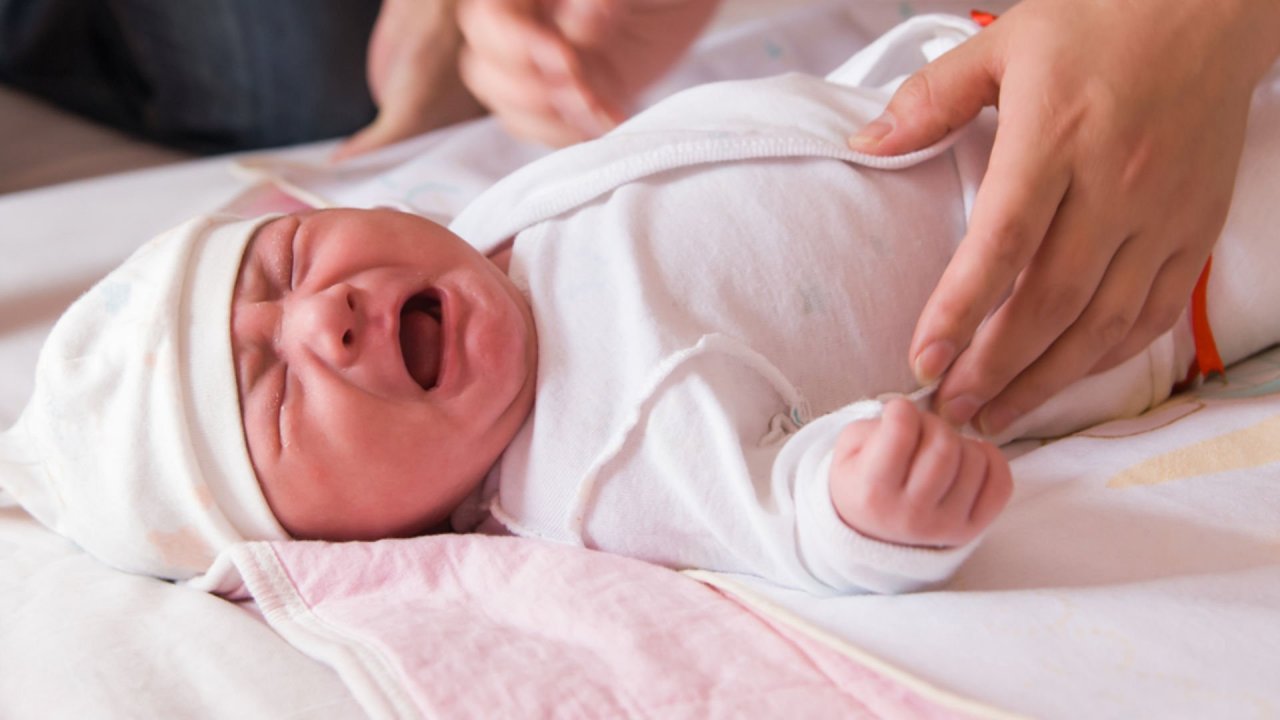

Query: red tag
[[970, 9, 998, 27], [1190, 256, 1225, 379]]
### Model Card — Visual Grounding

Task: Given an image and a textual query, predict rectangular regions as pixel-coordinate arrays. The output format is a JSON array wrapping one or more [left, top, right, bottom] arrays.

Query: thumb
[[332, 115, 402, 162], [849, 40, 999, 156]]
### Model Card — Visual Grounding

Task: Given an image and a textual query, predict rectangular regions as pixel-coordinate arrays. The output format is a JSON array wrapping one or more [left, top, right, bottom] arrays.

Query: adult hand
[[336, 0, 486, 160], [849, 0, 1280, 435], [456, 0, 720, 146]]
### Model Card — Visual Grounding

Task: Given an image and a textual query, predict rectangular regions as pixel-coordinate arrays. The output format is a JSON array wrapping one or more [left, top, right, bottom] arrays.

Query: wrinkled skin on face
[[231, 208, 537, 540]]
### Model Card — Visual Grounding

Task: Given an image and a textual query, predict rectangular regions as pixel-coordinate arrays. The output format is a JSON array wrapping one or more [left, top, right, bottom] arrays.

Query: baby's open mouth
[[399, 292, 443, 391]]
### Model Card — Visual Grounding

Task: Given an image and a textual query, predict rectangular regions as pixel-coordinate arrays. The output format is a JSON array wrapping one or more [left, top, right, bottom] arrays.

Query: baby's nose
[[283, 285, 361, 367]]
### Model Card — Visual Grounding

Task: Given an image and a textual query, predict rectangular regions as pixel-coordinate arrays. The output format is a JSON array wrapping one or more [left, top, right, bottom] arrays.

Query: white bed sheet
[[698, 345, 1280, 719]]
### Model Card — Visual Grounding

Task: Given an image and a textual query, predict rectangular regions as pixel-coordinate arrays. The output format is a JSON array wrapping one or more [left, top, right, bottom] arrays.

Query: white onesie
[[448, 15, 1280, 594]]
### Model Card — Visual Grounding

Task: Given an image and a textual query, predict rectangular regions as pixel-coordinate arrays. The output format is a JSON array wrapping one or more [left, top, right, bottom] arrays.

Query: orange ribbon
[[970, 9, 998, 27], [1189, 255, 1225, 381]]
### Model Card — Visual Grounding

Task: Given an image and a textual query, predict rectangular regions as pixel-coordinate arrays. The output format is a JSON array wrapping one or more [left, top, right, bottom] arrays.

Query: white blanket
[[697, 344, 1280, 718]]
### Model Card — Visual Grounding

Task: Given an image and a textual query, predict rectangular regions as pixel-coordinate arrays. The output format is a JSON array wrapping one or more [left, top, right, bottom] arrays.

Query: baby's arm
[[829, 398, 1012, 549]]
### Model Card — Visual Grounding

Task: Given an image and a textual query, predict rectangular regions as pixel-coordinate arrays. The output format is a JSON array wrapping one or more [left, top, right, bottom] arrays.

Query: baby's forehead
[[246, 206, 463, 267], [231, 208, 478, 312]]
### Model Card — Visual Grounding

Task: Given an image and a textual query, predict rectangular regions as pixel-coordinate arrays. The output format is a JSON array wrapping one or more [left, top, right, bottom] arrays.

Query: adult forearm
[[1221, 0, 1280, 81]]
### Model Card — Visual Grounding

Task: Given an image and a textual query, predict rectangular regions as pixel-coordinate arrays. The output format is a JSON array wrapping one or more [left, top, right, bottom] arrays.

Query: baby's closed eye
[[234, 344, 271, 402]]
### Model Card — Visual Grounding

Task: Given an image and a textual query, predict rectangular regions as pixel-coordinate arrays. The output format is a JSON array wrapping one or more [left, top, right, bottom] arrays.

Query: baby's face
[[230, 208, 537, 540]]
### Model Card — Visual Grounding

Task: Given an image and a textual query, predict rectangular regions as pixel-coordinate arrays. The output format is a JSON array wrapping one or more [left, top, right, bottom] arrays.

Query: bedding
[[220, 534, 973, 719], [0, 153, 370, 719], [697, 345, 1280, 719], [5, 1, 1278, 718]]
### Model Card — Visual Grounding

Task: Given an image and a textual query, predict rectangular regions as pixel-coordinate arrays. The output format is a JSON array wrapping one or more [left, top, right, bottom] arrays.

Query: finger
[[977, 233, 1208, 433], [459, 0, 625, 131], [901, 412, 963, 506], [333, 120, 392, 162], [934, 174, 1118, 427], [973, 231, 1164, 434], [460, 0, 621, 130], [932, 439, 991, 545], [335, 107, 455, 161], [833, 419, 878, 465], [460, 47, 605, 144], [964, 440, 1012, 532], [498, 104, 595, 147], [911, 113, 1071, 388], [849, 35, 999, 155], [335, 85, 456, 161], [460, 45, 559, 118], [460, 0, 578, 81], [549, 0, 621, 49], [458, 19, 614, 140], [856, 398, 924, 489], [943, 169, 1141, 429], [1090, 247, 1206, 374]]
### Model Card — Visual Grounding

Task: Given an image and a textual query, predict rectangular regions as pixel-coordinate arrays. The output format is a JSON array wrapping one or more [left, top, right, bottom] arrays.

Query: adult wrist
[[1216, 0, 1280, 82]]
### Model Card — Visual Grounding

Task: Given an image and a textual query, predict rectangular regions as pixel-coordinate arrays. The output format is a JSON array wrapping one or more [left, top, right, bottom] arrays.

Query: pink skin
[[230, 208, 537, 540], [830, 398, 1013, 548], [228, 208, 1008, 548]]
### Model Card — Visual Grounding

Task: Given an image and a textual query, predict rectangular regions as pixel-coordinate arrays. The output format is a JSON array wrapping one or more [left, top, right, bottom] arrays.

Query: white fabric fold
[[0, 214, 288, 581]]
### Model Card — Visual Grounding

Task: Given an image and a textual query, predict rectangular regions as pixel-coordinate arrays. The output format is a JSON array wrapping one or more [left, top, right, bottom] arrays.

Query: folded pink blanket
[[224, 534, 962, 719]]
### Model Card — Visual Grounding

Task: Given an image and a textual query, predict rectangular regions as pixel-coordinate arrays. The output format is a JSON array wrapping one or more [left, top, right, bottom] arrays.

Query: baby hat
[[0, 213, 289, 582]]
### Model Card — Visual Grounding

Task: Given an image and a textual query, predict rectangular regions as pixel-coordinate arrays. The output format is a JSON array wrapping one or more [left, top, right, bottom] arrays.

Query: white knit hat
[[0, 214, 288, 581]]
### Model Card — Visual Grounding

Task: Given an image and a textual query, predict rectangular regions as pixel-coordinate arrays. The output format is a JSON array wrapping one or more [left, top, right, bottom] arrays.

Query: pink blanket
[[223, 535, 967, 719]]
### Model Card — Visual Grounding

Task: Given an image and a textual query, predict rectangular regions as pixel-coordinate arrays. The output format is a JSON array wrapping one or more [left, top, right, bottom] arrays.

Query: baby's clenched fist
[[829, 398, 1012, 548]]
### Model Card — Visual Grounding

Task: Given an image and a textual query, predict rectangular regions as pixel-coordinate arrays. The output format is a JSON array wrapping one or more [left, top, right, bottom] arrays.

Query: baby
[[5, 15, 1280, 593], [232, 203, 1013, 597]]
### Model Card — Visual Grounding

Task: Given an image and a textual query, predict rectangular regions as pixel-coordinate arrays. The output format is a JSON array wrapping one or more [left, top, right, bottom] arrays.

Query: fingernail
[[849, 114, 894, 151], [913, 341, 955, 385], [940, 395, 981, 427]]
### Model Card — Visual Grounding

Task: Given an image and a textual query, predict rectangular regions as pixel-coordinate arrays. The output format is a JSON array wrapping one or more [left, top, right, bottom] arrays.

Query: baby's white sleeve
[[775, 399, 978, 595]]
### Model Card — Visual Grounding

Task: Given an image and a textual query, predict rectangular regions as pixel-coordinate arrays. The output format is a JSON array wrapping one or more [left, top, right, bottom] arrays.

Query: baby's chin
[[272, 495, 462, 542]]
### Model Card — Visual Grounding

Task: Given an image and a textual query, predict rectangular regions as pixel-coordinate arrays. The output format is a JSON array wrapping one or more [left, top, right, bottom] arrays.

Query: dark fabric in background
[[0, 0, 381, 152]]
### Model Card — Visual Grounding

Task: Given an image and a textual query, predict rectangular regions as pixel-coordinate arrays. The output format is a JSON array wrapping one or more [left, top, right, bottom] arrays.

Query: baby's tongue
[[400, 306, 441, 390]]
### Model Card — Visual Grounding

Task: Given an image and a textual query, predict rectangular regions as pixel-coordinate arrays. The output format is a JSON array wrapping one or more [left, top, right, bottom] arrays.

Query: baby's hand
[[829, 398, 1012, 548]]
